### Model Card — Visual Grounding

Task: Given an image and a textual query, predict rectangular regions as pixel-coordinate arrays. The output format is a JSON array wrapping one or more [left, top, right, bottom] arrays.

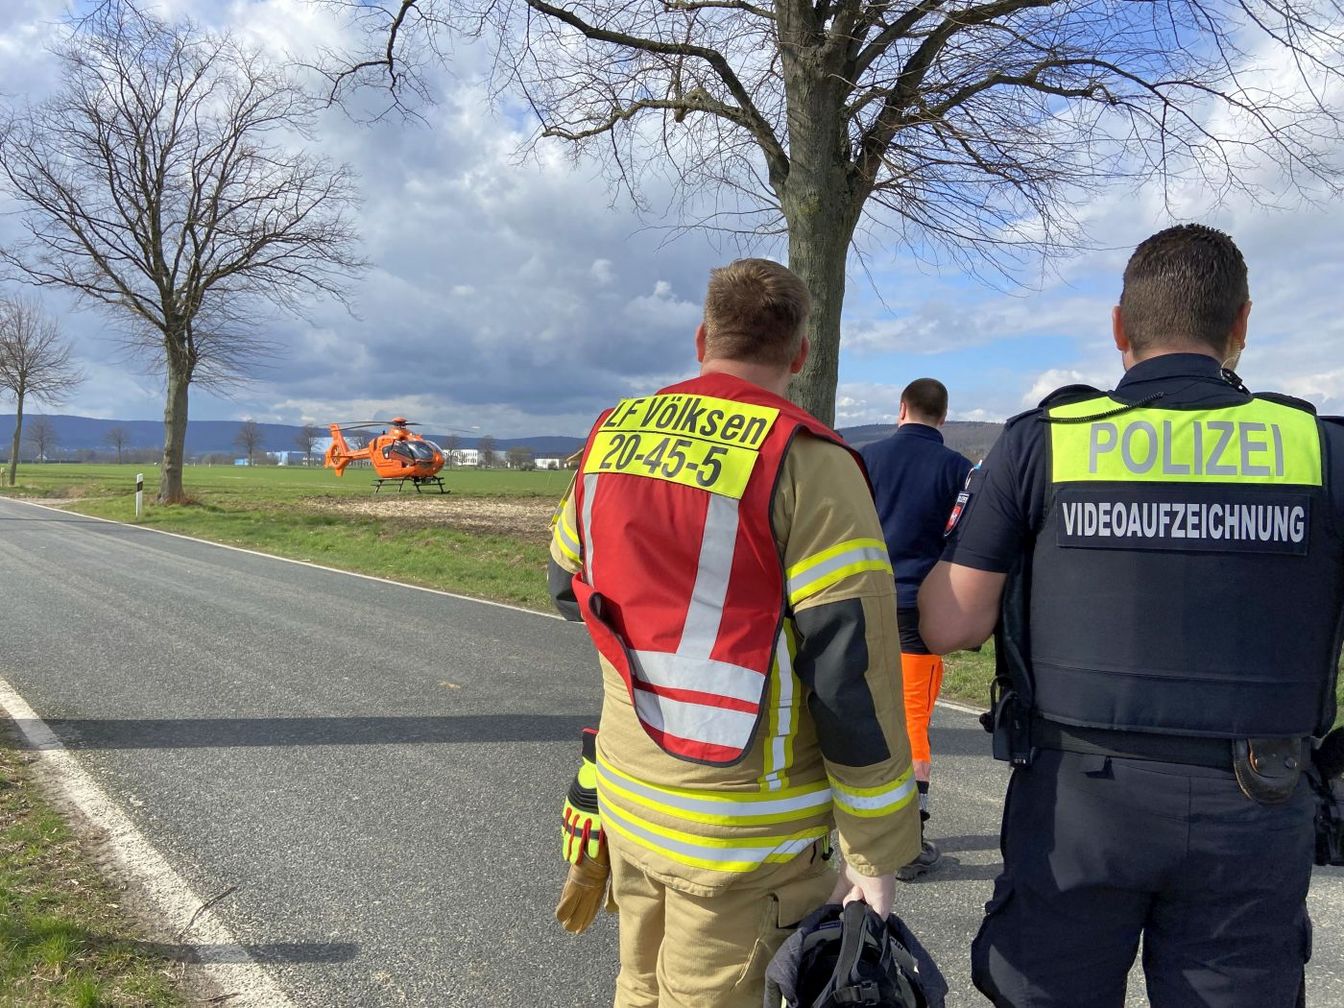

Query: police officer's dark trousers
[[971, 749, 1315, 1008]]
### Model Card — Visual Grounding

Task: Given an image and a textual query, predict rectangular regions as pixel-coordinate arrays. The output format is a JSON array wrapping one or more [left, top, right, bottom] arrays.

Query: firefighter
[[548, 259, 921, 1008], [919, 224, 1344, 1007]]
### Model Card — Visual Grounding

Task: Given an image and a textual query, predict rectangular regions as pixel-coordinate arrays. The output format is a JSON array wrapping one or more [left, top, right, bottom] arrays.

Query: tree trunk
[[159, 361, 190, 503], [784, 204, 856, 427], [6, 390, 24, 487], [775, 23, 862, 428]]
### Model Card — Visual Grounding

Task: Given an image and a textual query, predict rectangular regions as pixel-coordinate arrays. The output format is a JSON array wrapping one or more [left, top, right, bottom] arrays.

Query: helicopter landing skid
[[372, 476, 449, 495]]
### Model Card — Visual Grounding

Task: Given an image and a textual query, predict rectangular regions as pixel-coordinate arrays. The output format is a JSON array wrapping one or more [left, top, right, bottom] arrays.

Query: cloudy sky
[[2, 0, 1344, 440]]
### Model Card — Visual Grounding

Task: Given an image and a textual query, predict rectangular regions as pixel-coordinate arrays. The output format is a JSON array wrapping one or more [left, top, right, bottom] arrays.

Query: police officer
[[918, 224, 1344, 1008], [860, 379, 974, 879], [549, 259, 921, 1008]]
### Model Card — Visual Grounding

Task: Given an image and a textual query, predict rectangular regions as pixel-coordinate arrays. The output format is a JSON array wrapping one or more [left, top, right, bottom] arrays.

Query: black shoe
[[895, 839, 942, 882]]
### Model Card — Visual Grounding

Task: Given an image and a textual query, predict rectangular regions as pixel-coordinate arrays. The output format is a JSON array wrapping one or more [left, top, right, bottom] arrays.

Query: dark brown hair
[[901, 378, 949, 422], [1119, 224, 1249, 356], [702, 259, 810, 368]]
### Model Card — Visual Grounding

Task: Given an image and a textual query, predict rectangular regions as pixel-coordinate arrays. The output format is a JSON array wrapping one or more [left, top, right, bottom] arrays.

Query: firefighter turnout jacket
[[550, 372, 921, 894]]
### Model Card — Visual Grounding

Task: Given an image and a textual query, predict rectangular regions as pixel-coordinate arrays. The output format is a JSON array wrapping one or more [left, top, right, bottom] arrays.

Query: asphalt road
[[0, 496, 1340, 1007]]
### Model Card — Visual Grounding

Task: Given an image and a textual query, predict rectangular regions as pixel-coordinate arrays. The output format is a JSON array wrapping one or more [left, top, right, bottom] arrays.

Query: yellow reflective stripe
[[760, 625, 802, 791], [551, 511, 582, 565], [599, 797, 829, 873], [597, 755, 832, 826], [786, 538, 892, 607], [1049, 397, 1323, 486], [829, 769, 917, 819]]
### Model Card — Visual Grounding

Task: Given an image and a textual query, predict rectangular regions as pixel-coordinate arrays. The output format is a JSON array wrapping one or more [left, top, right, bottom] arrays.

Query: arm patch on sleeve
[[793, 598, 892, 766]]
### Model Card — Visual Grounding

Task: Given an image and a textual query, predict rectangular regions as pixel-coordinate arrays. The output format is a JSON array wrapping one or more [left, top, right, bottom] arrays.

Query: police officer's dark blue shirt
[[860, 423, 973, 608], [943, 352, 1344, 571]]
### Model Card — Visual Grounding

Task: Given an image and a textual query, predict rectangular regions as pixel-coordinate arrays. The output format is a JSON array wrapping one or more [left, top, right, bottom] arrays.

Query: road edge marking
[[0, 676, 300, 1008], [4, 495, 565, 620]]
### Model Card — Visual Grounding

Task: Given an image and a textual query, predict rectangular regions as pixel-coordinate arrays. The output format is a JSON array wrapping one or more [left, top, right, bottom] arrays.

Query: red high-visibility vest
[[572, 372, 859, 765]]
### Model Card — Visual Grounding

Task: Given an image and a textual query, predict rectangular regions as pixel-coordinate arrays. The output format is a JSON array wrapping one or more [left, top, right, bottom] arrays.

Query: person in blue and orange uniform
[[920, 224, 1344, 1008], [548, 258, 920, 1008], [860, 378, 973, 880]]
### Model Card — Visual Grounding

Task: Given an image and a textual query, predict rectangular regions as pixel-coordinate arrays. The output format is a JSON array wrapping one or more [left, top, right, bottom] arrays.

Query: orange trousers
[[901, 652, 944, 765]]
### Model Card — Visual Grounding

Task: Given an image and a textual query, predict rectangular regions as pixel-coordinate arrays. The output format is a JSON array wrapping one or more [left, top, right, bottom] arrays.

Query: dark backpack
[[764, 901, 946, 1008]]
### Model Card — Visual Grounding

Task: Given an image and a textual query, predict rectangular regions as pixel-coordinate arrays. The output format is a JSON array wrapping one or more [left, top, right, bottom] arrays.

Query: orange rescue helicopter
[[324, 418, 448, 493]]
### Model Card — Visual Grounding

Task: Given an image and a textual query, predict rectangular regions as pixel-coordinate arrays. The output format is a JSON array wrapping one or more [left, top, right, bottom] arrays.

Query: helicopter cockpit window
[[386, 440, 439, 463], [404, 441, 441, 462]]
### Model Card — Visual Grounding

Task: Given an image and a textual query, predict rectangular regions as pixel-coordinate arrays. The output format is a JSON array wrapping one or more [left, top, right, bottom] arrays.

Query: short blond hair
[[702, 259, 809, 368]]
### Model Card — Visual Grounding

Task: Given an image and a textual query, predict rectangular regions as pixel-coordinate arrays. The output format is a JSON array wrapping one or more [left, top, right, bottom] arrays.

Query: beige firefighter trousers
[[608, 843, 836, 1008]]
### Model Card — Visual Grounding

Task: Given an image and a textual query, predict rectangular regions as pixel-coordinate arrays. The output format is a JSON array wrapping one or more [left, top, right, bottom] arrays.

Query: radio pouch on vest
[[1232, 738, 1305, 805]]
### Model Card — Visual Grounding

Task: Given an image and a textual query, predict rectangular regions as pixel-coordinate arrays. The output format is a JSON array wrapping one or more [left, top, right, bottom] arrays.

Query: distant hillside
[[0, 414, 585, 459], [0, 413, 1005, 463], [840, 420, 1003, 462]]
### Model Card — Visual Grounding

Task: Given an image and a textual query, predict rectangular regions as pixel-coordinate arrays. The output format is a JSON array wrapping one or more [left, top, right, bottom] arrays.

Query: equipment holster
[[1308, 757, 1344, 867], [1231, 738, 1305, 805], [980, 680, 1034, 767]]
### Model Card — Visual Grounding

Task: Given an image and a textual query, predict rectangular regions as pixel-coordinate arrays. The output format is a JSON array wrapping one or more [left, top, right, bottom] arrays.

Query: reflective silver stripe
[[596, 761, 831, 818], [832, 775, 918, 813], [599, 798, 820, 865], [677, 494, 739, 659], [631, 650, 763, 703], [786, 543, 890, 601], [634, 689, 758, 748], [764, 632, 795, 791], [580, 473, 599, 579]]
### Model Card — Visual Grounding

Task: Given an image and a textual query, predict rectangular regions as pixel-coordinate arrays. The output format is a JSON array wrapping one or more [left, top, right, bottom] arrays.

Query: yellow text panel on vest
[[1049, 399, 1322, 486], [585, 394, 781, 499]]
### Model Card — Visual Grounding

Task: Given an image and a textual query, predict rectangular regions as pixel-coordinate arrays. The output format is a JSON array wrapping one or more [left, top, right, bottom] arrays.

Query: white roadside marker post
[[135, 472, 144, 520]]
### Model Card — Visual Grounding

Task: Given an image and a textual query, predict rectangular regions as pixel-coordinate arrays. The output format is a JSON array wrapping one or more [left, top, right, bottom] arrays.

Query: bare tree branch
[[0, 0, 365, 501]]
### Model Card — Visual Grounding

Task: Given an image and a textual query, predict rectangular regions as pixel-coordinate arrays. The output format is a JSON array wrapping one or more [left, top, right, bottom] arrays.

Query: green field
[[2, 463, 570, 611], [0, 462, 573, 503]]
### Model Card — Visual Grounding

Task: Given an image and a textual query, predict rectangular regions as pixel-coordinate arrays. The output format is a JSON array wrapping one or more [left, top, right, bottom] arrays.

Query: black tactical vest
[[1020, 389, 1344, 738]]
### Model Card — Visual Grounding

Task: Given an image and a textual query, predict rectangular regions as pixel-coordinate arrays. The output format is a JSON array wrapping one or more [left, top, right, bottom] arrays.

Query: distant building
[[536, 457, 562, 470], [450, 448, 480, 467], [269, 451, 309, 466]]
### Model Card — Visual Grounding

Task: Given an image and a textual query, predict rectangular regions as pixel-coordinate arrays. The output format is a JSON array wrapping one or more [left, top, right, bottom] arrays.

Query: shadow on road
[[935, 833, 999, 854], [7, 714, 594, 749]]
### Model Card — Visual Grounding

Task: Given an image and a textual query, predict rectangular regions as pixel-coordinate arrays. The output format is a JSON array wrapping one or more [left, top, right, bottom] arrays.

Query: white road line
[[0, 677, 299, 1008]]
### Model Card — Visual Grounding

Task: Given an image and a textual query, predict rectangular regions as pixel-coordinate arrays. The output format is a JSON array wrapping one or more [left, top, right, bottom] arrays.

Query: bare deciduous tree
[[441, 432, 460, 465], [476, 434, 497, 468], [24, 415, 57, 463], [296, 422, 322, 464], [0, 1, 364, 502], [0, 296, 83, 485], [104, 424, 129, 464], [506, 444, 535, 469], [235, 419, 264, 466], [328, 0, 1344, 423]]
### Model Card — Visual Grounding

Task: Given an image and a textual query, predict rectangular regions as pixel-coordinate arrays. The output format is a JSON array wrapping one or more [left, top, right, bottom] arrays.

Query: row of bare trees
[[0, 1, 363, 502]]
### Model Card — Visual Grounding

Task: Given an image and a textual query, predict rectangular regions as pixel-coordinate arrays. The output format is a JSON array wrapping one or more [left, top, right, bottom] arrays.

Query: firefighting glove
[[555, 841, 612, 934], [555, 728, 615, 934], [561, 728, 604, 864]]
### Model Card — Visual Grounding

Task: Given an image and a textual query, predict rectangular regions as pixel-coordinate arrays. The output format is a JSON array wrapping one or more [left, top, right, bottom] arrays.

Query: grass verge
[[0, 721, 185, 1008]]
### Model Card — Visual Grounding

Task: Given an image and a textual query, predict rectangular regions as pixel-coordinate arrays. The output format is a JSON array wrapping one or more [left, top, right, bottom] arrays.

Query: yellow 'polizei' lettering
[[1049, 398, 1322, 486], [584, 394, 780, 499]]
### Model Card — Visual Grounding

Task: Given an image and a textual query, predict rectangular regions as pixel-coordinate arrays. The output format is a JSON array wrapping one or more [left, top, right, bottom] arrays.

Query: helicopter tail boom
[[324, 423, 367, 475]]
